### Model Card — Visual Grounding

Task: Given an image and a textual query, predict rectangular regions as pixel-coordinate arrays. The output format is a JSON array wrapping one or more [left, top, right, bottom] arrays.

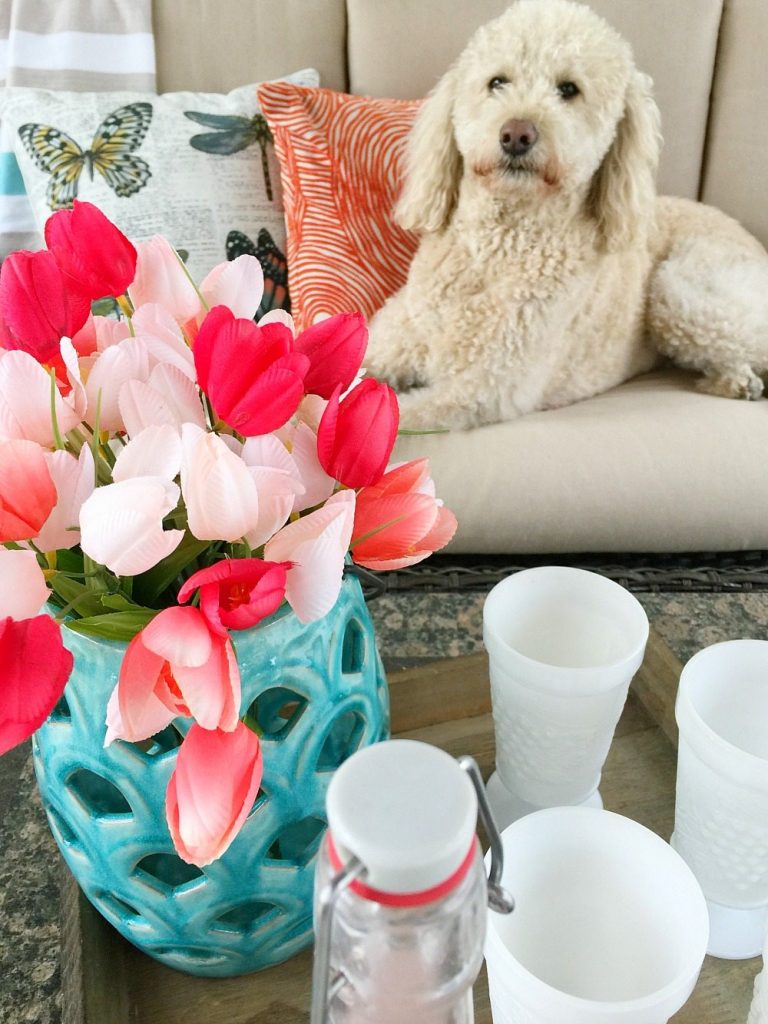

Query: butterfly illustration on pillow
[[226, 228, 290, 319], [185, 111, 274, 200], [18, 102, 153, 211]]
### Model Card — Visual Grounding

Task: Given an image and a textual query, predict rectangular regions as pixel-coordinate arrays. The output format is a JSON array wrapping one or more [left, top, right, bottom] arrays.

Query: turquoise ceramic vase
[[32, 573, 389, 977]]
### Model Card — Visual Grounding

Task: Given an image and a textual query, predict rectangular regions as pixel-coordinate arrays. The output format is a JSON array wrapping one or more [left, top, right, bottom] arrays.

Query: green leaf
[[99, 593, 146, 612], [64, 609, 157, 641], [48, 575, 106, 618], [133, 533, 210, 604]]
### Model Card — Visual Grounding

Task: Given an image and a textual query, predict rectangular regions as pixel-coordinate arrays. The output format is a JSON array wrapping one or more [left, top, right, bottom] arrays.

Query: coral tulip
[[180, 424, 260, 542], [34, 446, 95, 552], [317, 378, 399, 488], [178, 558, 290, 636], [0, 439, 57, 542], [128, 236, 202, 323], [0, 339, 86, 446], [194, 306, 309, 435], [0, 614, 73, 755], [264, 490, 355, 623], [351, 458, 458, 570], [0, 249, 89, 363], [166, 722, 263, 866], [294, 312, 368, 399], [79, 476, 184, 576], [105, 606, 240, 746], [0, 548, 50, 620], [44, 201, 137, 302]]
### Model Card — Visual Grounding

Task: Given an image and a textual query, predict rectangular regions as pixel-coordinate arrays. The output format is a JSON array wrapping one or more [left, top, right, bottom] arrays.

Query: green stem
[[49, 370, 65, 451]]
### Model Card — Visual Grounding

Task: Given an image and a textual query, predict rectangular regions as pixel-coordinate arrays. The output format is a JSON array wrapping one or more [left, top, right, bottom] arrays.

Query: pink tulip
[[105, 606, 241, 747], [33, 446, 95, 551], [79, 476, 184, 576], [180, 424, 260, 542], [351, 458, 458, 570], [131, 303, 195, 380], [0, 339, 86, 446], [240, 434, 305, 547], [0, 614, 73, 755], [0, 549, 50, 619], [119, 363, 206, 439], [84, 336, 151, 433], [178, 557, 290, 635], [194, 306, 309, 435], [264, 490, 355, 623], [317, 378, 399, 488], [128, 236, 202, 324], [44, 201, 137, 302], [294, 312, 368, 400], [0, 249, 89, 364], [200, 255, 264, 320], [166, 722, 263, 866], [111, 424, 182, 484], [0, 439, 57, 542], [71, 313, 131, 357]]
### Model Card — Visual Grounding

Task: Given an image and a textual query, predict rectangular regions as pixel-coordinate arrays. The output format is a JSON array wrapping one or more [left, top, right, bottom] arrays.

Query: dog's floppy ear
[[587, 71, 661, 252], [395, 66, 462, 233]]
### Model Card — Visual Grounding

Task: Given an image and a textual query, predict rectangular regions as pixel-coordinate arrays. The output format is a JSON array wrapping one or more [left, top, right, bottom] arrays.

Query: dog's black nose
[[499, 119, 539, 157]]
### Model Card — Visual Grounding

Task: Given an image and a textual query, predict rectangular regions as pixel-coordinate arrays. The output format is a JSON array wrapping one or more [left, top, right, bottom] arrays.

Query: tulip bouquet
[[0, 201, 457, 866]]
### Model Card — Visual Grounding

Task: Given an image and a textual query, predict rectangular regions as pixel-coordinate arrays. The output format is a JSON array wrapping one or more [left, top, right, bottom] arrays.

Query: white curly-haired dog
[[367, 0, 768, 431]]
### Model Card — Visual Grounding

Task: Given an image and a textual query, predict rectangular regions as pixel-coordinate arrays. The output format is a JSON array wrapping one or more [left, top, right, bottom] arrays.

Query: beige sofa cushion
[[152, 0, 348, 94], [393, 370, 768, 553], [347, 0, 724, 199], [701, 0, 768, 249]]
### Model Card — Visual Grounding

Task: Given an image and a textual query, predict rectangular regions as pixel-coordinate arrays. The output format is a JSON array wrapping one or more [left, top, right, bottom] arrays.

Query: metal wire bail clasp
[[310, 851, 367, 1024], [458, 756, 516, 915]]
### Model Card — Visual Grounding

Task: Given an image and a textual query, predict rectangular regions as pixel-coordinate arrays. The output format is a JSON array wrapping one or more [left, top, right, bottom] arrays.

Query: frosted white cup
[[485, 806, 709, 1024], [483, 567, 649, 825], [672, 640, 768, 959]]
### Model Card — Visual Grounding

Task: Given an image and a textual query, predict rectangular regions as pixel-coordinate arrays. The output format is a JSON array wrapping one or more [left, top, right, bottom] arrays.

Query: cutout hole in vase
[[66, 768, 132, 816], [97, 891, 144, 921], [211, 900, 283, 935], [317, 710, 366, 771], [50, 694, 71, 721], [134, 852, 205, 891], [341, 618, 366, 674], [135, 723, 185, 758], [46, 804, 79, 847], [267, 816, 326, 866], [246, 687, 308, 739]]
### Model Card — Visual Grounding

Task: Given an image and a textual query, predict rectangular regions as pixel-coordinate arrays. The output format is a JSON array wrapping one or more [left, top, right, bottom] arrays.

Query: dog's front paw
[[696, 367, 764, 401]]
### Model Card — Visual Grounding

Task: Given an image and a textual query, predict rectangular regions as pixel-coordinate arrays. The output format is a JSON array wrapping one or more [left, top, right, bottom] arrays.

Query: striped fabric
[[0, 0, 155, 257], [258, 82, 421, 331]]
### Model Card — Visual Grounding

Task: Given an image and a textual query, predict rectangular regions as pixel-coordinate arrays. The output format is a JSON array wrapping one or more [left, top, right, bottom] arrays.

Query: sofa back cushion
[[700, 0, 768, 249], [152, 0, 348, 94]]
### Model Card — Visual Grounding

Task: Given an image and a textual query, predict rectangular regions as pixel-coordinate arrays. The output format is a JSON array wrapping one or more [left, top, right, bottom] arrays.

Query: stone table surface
[[2, 589, 768, 1023]]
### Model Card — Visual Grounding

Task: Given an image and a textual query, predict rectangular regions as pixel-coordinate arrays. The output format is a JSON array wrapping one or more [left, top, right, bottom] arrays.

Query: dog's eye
[[488, 75, 509, 92], [556, 81, 580, 100]]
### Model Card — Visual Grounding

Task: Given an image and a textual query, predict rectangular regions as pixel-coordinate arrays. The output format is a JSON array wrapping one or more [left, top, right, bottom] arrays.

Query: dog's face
[[452, 0, 633, 197]]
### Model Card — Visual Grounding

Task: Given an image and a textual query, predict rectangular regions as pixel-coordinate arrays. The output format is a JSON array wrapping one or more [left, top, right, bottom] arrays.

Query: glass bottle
[[311, 739, 514, 1024]]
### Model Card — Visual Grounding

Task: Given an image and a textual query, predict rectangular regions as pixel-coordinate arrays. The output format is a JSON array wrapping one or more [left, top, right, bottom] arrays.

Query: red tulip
[[0, 615, 73, 755], [317, 378, 399, 488], [166, 722, 263, 866], [44, 201, 137, 301], [194, 305, 309, 435], [177, 558, 291, 636], [0, 249, 89, 363], [293, 312, 368, 399], [351, 458, 458, 570], [0, 439, 58, 542]]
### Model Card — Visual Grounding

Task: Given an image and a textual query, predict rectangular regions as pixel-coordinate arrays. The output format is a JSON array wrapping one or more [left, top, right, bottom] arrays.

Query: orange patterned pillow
[[257, 82, 421, 331]]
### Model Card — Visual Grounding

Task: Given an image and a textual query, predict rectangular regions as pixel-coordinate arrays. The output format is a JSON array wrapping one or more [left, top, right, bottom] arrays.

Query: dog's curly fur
[[366, 0, 768, 430]]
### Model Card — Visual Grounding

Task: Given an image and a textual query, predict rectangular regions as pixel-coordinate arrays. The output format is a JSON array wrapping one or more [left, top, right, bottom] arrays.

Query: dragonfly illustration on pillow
[[18, 102, 153, 210], [184, 110, 274, 200]]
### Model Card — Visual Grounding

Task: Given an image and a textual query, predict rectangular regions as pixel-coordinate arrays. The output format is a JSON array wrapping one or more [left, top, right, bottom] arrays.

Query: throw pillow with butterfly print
[[1, 72, 318, 284]]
